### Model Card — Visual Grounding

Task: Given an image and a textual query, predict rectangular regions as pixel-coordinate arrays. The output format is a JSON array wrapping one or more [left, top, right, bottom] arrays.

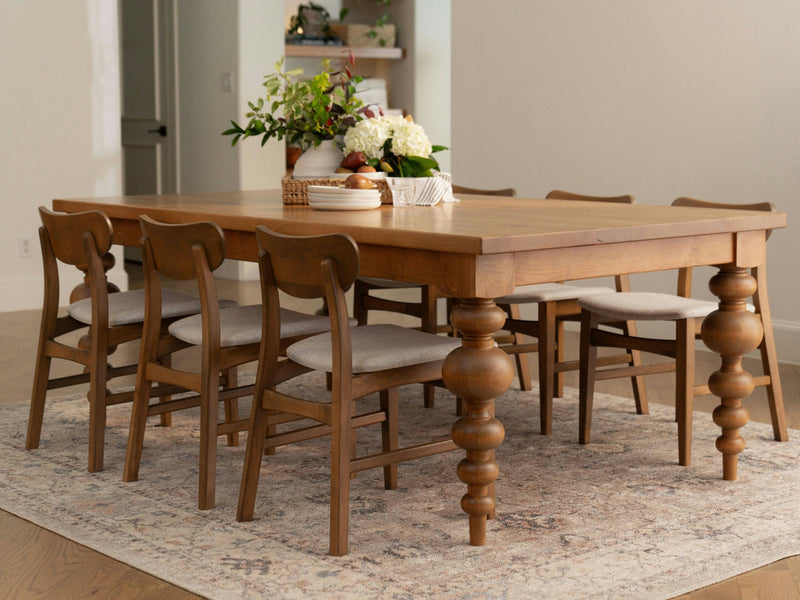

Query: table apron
[[511, 231, 767, 285], [110, 220, 767, 298]]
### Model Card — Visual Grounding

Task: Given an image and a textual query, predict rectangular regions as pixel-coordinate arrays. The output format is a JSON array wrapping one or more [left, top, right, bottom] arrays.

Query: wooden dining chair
[[352, 184, 527, 408], [496, 190, 647, 435], [123, 216, 335, 509], [577, 197, 788, 466], [237, 226, 461, 556], [27, 207, 206, 472]]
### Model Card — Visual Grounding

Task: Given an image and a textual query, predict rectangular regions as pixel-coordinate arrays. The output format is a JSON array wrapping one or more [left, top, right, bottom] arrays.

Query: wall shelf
[[285, 44, 404, 60]]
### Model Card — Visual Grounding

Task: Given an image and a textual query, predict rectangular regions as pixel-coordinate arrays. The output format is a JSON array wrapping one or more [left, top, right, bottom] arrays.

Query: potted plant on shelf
[[286, 2, 338, 44], [333, 0, 396, 48], [222, 55, 366, 178]]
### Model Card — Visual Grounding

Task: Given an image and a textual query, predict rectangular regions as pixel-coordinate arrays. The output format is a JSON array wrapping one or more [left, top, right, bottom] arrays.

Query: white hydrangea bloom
[[342, 117, 388, 159], [390, 121, 433, 158], [342, 115, 431, 160]]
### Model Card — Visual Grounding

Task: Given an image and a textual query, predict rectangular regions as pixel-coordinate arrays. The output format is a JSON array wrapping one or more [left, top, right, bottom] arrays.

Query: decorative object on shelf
[[329, 23, 396, 48], [286, 2, 333, 39], [342, 114, 447, 178], [334, 0, 395, 48], [222, 55, 365, 152]]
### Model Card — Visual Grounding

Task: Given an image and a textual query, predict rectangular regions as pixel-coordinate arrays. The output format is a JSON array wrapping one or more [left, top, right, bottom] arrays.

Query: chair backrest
[[38, 206, 113, 267], [545, 191, 635, 291], [255, 226, 359, 381], [254, 226, 359, 300], [546, 190, 634, 204], [672, 196, 776, 239], [138, 215, 226, 281], [452, 185, 516, 197], [671, 197, 777, 297]]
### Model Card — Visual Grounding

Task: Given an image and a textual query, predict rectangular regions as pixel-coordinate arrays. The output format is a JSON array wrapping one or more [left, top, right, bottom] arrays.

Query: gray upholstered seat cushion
[[358, 276, 421, 289], [578, 292, 719, 321], [286, 324, 462, 373], [495, 283, 614, 304], [168, 304, 339, 347], [67, 288, 235, 327]]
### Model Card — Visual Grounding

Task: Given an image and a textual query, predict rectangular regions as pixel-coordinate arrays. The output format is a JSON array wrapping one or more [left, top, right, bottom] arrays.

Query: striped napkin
[[415, 172, 457, 205]]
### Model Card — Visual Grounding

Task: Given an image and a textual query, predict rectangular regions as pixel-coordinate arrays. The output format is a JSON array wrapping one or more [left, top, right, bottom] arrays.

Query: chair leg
[[507, 303, 533, 392], [554, 317, 565, 398], [223, 365, 239, 447], [86, 341, 108, 473], [578, 310, 599, 444], [350, 427, 358, 480], [538, 302, 556, 435], [380, 388, 399, 489], [676, 319, 695, 466], [329, 389, 352, 556], [237, 391, 271, 522], [753, 266, 788, 442], [26, 350, 52, 451], [621, 319, 649, 415], [449, 297, 467, 416], [421, 285, 439, 408], [123, 365, 153, 483], [352, 279, 369, 327], [198, 378, 219, 510], [158, 352, 172, 428]]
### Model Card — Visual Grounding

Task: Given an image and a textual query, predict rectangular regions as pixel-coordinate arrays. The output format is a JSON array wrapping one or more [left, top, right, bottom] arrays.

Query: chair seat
[[287, 324, 462, 373], [579, 292, 719, 321], [67, 288, 235, 327], [495, 283, 614, 304], [357, 276, 421, 289], [168, 304, 340, 347]]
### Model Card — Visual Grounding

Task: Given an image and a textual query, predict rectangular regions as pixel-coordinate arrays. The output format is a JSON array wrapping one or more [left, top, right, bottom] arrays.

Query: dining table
[[52, 189, 786, 547]]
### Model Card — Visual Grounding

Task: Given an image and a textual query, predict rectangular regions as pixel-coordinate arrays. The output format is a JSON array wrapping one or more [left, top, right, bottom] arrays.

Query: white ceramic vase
[[292, 139, 342, 179]]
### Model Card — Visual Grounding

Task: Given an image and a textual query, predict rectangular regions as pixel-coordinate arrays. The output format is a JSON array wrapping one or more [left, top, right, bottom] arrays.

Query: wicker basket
[[282, 176, 392, 205]]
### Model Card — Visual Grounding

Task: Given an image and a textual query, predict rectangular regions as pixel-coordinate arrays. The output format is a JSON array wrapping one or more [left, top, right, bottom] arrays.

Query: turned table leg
[[700, 266, 763, 480], [70, 252, 120, 303], [443, 298, 514, 545]]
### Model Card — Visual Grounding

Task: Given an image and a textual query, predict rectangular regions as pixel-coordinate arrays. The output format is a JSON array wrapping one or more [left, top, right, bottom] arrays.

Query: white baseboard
[[772, 319, 800, 365]]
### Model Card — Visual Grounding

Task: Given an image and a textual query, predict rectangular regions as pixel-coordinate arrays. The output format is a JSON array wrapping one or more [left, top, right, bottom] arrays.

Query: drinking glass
[[388, 178, 417, 207]]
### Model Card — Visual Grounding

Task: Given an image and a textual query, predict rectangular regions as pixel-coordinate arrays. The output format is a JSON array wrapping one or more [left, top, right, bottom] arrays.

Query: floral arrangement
[[223, 56, 365, 150], [342, 114, 446, 177]]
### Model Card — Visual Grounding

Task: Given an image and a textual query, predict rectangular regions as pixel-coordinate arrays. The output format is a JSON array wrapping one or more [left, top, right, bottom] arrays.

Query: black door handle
[[147, 125, 167, 137]]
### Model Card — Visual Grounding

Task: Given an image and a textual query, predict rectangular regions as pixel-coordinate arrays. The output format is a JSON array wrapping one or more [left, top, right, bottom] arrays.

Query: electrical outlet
[[221, 71, 233, 93], [18, 236, 32, 258]]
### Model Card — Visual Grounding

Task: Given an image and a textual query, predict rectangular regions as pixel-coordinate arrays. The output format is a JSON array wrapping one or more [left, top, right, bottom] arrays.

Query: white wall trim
[[772, 319, 800, 365]]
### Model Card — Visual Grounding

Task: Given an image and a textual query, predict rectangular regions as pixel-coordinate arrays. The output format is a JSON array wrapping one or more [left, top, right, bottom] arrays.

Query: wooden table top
[[53, 190, 786, 256]]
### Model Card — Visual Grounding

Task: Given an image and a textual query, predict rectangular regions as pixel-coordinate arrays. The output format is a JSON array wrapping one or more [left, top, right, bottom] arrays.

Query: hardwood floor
[[0, 511, 200, 600], [2, 265, 799, 599]]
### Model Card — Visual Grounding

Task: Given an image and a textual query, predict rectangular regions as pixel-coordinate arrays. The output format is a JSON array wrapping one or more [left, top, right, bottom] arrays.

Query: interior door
[[120, 0, 177, 260]]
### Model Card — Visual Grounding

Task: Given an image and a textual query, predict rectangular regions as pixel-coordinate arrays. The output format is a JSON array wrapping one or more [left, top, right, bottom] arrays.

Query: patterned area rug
[[1, 374, 799, 600]]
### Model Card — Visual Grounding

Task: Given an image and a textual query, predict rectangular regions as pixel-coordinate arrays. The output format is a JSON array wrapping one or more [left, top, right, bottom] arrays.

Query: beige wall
[[0, 0, 285, 297], [452, 1, 800, 362], [0, 1, 125, 310]]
